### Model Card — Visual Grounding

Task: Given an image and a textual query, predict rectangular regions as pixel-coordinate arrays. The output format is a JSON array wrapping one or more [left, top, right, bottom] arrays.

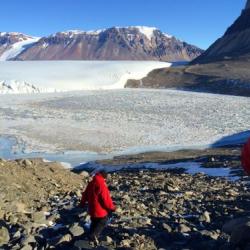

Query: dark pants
[[89, 216, 108, 240]]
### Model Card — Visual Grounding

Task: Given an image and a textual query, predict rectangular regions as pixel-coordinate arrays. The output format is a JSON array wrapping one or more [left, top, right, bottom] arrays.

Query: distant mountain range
[[127, 1, 250, 97], [0, 26, 203, 62]]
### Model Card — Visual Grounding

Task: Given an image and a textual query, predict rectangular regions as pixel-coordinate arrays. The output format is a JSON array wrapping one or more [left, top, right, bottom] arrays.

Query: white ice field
[[0, 61, 170, 93], [1, 88, 250, 166]]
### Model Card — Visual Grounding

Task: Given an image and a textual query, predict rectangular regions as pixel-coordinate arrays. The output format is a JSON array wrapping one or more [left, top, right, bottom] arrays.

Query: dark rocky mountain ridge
[[0, 27, 203, 61], [193, 2, 250, 64]]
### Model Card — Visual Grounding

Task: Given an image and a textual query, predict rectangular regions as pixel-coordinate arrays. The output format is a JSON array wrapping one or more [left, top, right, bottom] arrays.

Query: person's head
[[99, 170, 108, 179], [91, 166, 108, 179]]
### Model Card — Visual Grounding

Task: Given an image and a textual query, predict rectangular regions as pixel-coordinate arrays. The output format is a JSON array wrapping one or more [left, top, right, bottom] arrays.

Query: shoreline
[[0, 133, 248, 169]]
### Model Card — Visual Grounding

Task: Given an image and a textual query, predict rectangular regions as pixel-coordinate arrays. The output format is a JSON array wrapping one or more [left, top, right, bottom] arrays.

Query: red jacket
[[80, 173, 115, 218], [242, 138, 250, 175]]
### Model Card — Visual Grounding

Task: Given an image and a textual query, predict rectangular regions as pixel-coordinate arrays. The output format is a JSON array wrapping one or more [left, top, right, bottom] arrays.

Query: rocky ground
[[125, 59, 250, 97], [0, 147, 250, 250]]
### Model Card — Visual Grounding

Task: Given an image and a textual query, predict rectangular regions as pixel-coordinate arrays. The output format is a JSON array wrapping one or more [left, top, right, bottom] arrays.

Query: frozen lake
[[0, 89, 250, 165]]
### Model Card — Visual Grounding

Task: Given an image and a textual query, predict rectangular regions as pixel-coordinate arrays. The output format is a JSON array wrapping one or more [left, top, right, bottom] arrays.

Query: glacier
[[0, 61, 170, 94], [0, 37, 40, 61]]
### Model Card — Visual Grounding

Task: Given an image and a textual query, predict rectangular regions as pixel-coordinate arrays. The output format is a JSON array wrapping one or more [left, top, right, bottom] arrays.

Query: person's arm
[[98, 183, 116, 212], [80, 184, 89, 208]]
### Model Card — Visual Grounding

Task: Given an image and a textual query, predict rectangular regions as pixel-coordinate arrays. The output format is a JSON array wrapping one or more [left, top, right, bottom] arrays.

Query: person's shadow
[[38, 204, 113, 249]]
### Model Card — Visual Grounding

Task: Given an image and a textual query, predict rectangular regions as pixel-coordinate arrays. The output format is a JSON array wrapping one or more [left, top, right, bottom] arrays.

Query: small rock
[[20, 245, 33, 250], [165, 185, 179, 192], [32, 211, 47, 224], [20, 235, 36, 245], [120, 239, 131, 247], [74, 240, 92, 248], [178, 224, 191, 233], [23, 159, 32, 166], [122, 194, 130, 201], [0, 209, 4, 219], [75, 190, 82, 197], [57, 234, 72, 244], [69, 223, 84, 237], [164, 204, 174, 210], [16, 159, 32, 167], [116, 207, 123, 214], [185, 191, 194, 196], [9, 202, 26, 213], [13, 230, 21, 239], [0, 226, 10, 247], [200, 230, 219, 240], [79, 171, 90, 178], [199, 211, 211, 223], [162, 223, 172, 233], [105, 236, 113, 244]]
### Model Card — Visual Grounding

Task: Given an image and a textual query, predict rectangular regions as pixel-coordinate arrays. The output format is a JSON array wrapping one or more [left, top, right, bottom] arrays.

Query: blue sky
[[0, 0, 246, 49]]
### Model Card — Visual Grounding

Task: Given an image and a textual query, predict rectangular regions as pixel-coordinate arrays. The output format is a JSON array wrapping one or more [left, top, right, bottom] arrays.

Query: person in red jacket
[[242, 137, 250, 175], [80, 168, 115, 243]]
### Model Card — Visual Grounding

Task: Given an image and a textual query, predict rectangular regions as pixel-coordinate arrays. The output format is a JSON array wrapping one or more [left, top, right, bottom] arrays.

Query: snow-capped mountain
[[0, 26, 203, 62]]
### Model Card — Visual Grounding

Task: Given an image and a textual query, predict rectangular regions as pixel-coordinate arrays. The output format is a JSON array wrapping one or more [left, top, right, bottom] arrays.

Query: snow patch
[[50, 27, 173, 40], [163, 32, 173, 39], [86, 29, 106, 35], [75, 161, 239, 180], [133, 26, 157, 40], [59, 162, 72, 169], [55, 29, 105, 37], [115, 26, 157, 40]]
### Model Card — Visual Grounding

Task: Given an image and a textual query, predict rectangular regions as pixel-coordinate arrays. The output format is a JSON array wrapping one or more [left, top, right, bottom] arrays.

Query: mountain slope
[[5, 26, 202, 62], [0, 32, 39, 61], [127, 1, 250, 96], [193, 1, 250, 64]]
